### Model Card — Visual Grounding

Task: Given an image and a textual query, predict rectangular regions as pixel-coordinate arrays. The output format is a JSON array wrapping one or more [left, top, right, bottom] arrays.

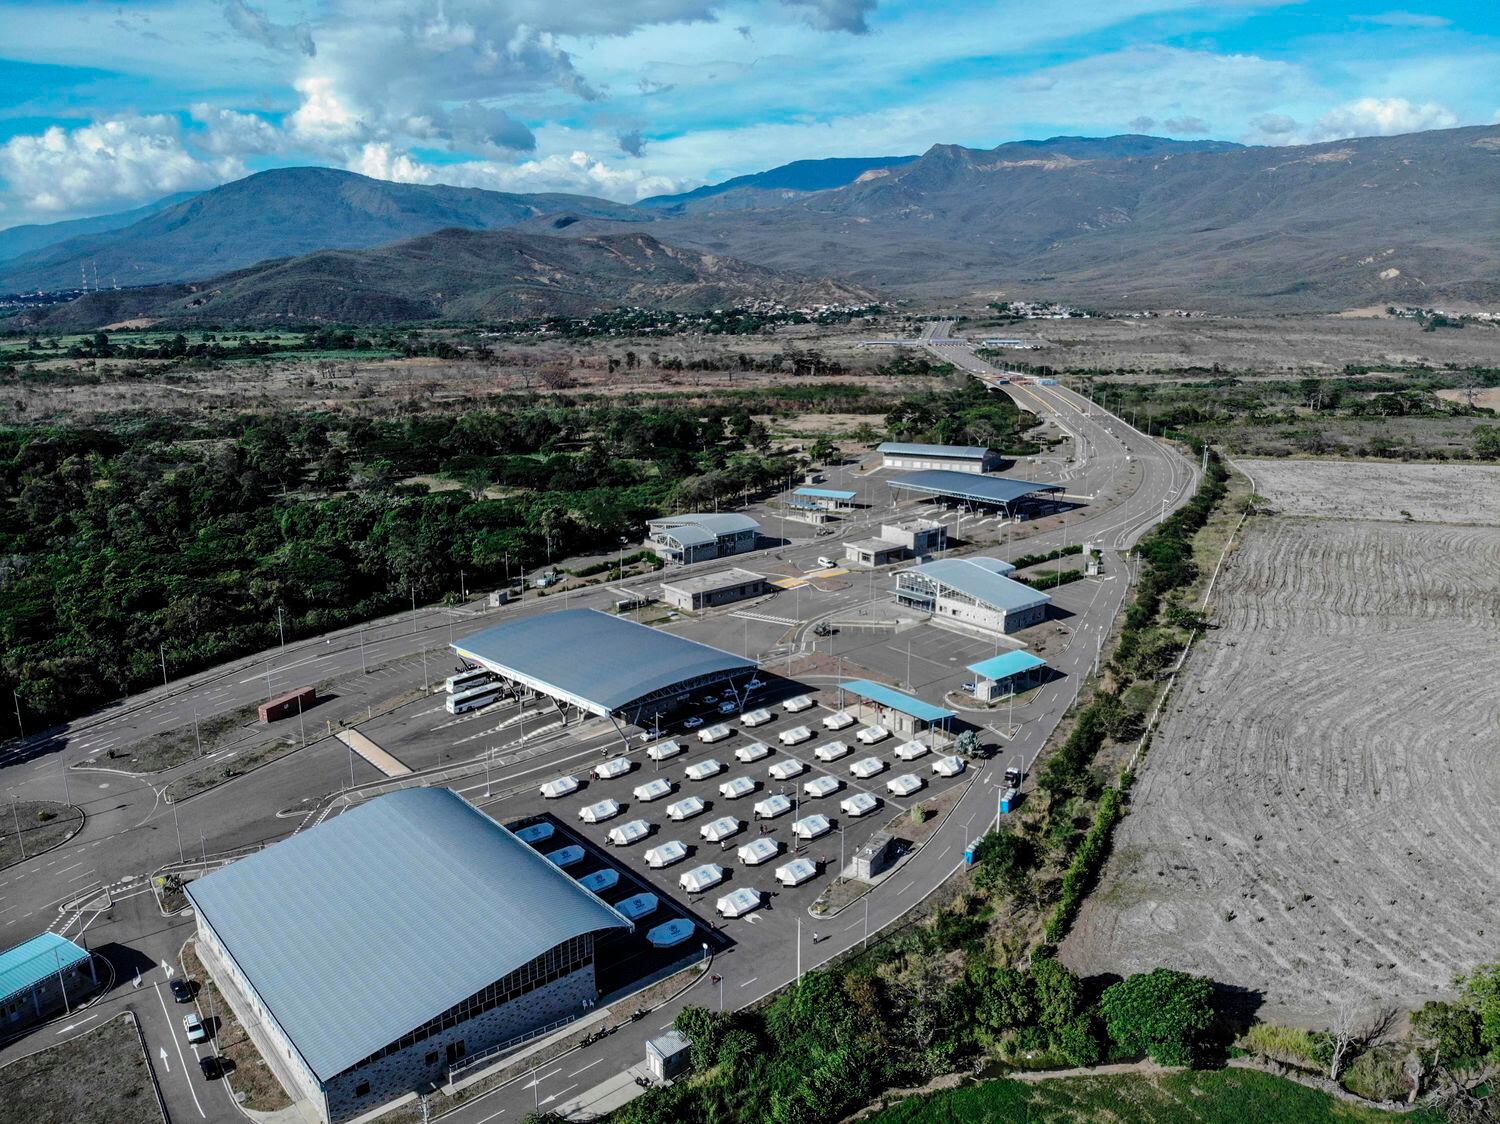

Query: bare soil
[[1237, 458, 1500, 524], [0, 1013, 163, 1124], [1064, 462, 1500, 1024], [0, 800, 84, 871]]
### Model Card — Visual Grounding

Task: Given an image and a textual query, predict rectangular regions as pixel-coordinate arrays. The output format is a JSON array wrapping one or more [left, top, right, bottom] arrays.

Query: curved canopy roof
[[185, 789, 631, 1082], [454, 608, 755, 716], [887, 470, 1062, 506]]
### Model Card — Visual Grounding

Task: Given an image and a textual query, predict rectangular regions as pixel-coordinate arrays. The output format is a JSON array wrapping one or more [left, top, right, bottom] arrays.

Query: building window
[[425, 1051, 439, 1066], [446, 1040, 466, 1065], [355, 1081, 371, 1097]]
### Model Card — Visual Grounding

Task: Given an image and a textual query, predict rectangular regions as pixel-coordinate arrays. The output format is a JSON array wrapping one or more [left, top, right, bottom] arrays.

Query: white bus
[[445, 683, 504, 714], [445, 668, 493, 694]]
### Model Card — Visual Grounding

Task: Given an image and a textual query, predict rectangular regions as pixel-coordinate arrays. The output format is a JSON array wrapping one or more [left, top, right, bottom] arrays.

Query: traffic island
[[0, 800, 84, 872], [0, 1012, 165, 1124]]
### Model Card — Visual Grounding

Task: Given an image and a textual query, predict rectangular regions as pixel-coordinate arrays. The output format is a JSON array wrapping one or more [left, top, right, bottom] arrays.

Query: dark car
[[199, 1055, 223, 1081], [170, 978, 193, 1003]]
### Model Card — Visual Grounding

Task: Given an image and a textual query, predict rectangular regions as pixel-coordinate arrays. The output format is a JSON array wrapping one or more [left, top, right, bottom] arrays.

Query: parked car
[[170, 978, 193, 1004], [718, 701, 738, 715], [183, 1012, 209, 1044], [683, 716, 705, 730], [198, 1055, 224, 1081]]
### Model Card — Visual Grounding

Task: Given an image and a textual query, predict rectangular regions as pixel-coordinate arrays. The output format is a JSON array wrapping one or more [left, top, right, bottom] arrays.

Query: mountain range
[[5, 125, 1499, 322], [22, 228, 872, 330]]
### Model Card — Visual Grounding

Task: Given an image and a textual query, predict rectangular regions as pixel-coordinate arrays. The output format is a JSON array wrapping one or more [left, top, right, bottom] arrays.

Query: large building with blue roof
[[0, 932, 96, 1033], [185, 788, 633, 1123], [645, 512, 759, 564], [896, 556, 1051, 635]]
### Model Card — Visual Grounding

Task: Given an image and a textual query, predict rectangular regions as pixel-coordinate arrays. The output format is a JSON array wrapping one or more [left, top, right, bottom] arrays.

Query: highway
[[0, 323, 1195, 1122]]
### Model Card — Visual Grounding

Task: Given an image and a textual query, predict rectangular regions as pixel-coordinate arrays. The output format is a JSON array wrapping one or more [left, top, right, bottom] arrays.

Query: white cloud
[[1357, 11, 1451, 29], [221, 0, 316, 57], [0, 116, 238, 215], [1312, 96, 1458, 140], [190, 105, 282, 155], [782, 0, 877, 34], [349, 141, 680, 200]]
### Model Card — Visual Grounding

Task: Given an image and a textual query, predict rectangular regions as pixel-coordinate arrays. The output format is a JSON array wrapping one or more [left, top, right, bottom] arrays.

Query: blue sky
[[0, 0, 1496, 225]]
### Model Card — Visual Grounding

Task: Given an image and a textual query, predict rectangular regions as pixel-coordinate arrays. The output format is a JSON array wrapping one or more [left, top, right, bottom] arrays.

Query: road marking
[[155, 982, 206, 1118], [523, 1067, 562, 1089], [55, 1013, 98, 1035], [475, 1107, 507, 1124], [568, 1058, 603, 1077], [895, 879, 916, 896], [740, 977, 758, 987]]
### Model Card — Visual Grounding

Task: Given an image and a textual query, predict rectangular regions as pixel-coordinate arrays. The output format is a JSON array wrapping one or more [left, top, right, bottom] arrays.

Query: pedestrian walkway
[[334, 730, 411, 777], [555, 1067, 651, 1120]]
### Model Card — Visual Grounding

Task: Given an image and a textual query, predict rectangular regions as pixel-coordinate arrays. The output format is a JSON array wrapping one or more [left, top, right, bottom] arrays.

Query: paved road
[[0, 327, 1195, 1121]]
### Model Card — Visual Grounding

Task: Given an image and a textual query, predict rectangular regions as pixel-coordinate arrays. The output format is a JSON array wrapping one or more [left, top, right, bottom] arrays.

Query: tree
[[1458, 965, 1500, 1059], [1412, 1000, 1482, 1066], [972, 829, 1038, 901], [1098, 969, 1216, 1066]]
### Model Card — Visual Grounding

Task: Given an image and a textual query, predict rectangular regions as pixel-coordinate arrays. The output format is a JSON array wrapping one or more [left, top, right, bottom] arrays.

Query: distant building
[[186, 789, 633, 1124], [646, 514, 759, 565], [844, 537, 907, 568], [895, 557, 1050, 635], [661, 568, 768, 612], [877, 443, 1001, 474], [843, 518, 947, 568], [790, 487, 857, 513], [0, 933, 97, 1034]]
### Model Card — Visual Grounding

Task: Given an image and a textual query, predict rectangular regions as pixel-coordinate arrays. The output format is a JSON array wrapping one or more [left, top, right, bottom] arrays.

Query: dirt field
[[1236, 458, 1500, 524], [0, 1013, 163, 1124], [1064, 462, 1500, 1024]]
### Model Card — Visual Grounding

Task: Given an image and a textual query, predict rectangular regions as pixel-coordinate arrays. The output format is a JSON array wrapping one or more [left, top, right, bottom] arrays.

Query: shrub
[[1243, 1023, 1331, 1070], [1340, 1048, 1409, 1102], [1044, 785, 1124, 942], [1098, 968, 1217, 1066], [1411, 1000, 1482, 1064]]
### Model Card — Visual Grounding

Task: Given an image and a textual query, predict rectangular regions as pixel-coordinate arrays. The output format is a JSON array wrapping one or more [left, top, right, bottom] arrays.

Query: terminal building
[[0, 933, 96, 1034], [661, 568, 768, 612], [886, 470, 1063, 515], [844, 518, 948, 568], [186, 789, 634, 1124], [895, 557, 1051, 635], [790, 486, 856, 513], [877, 443, 1001, 474], [645, 513, 759, 565], [452, 608, 756, 731]]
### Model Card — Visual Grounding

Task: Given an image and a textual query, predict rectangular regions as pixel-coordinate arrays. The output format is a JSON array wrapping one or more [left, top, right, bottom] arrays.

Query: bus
[[445, 668, 493, 694], [445, 683, 504, 715]]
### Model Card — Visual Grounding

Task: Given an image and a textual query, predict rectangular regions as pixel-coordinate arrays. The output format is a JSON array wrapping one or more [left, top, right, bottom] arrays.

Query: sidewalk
[[555, 1067, 652, 1120]]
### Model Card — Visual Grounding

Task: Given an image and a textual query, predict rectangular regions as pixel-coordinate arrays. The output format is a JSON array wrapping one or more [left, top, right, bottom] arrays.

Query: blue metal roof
[[909, 558, 1051, 613], [888, 470, 1062, 506], [0, 933, 89, 1002], [453, 609, 755, 716], [793, 487, 857, 500], [840, 679, 955, 723], [185, 789, 631, 1082], [649, 513, 759, 537], [878, 442, 991, 458], [968, 651, 1047, 681]]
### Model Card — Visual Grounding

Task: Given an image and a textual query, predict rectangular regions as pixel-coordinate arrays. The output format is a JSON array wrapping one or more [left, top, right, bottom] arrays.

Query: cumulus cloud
[[782, 0, 876, 34], [349, 142, 680, 200], [0, 116, 237, 215], [221, 0, 315, 57], [1357, 11, 1451, 29], [1128, 115, 1156, 132], [417, 102, 536, 154], [1312, 96, 1457, 140], [1162, 115, 1210, 135], [190, 105, 282, 155], [617, 129, 646, 157]]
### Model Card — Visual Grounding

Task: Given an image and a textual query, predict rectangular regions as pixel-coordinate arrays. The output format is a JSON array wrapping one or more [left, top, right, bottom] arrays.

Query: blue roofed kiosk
[[967, 650, 1048, 701], [185, 788, 632, 1124], [0, 932, 97, 1034]]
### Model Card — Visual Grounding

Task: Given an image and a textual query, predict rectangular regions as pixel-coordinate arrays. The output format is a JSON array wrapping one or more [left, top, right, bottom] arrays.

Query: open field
[[867, 1067, 1422, 1123], [1238, 458, 1500, 524], [1065, 461, 1500, 1023], [0, 1013, 163, 1124]]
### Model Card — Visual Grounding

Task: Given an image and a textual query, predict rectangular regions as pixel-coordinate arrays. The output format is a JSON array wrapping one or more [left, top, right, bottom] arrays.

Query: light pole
[[193, 709, 202, 757], [863, 896, 870, 951], [159, 644, 168, 689], [11, 793, 25, 860], [277, 606, 285, 649], [11, 689, 22, 741], [172, 800, 185, 864], [359, 623, 367, 675]]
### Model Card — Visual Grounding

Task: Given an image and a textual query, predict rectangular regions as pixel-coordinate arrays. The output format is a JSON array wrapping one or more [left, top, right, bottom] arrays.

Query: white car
[[647, 739, 685, 762], [634, 778, 674, 802], [737, 837, 781, 866], [753, 793, 792, 820], [697, 723, 732, 743], [855, 725, 890, 746], [887, 773, 925, 798], [768, 758, 806, 781], [803, 775, 840, 799], [645, 840, 688, 869], [666, 795, 706, 822], [719, 776, 757, 800], [679, 863, 726, 893], [814, 740, 851, 763], [792, 813, 831, 841], [685, 758, 725, 782], [822, 710, 855, 731], [593, 758, 633, 780], [540, 775, 580, 799], [700, 816, 742, 843], [841, 792, 880, 818], [850, 756, 886, 780], [816, 556, 835, 569], [718, 701, 738, 715], [782, 695, 813, 713], [775, 857, 819, 887], [894, 740, 930, 762], [735, 741, 772, 764], [578, 798, 621, 824], [740, 708, 773, 727], [932, 755, 967, 778], [683, 716, 704, 729], [778, 725, 813, 746], [608, 818, 651, 846], [716, 886, 763, 918]]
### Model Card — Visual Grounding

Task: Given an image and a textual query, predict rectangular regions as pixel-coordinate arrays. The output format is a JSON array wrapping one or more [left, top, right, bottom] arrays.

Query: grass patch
[[164, 733, 302, 802], [868, 1068, 1432, 1123], [0, 1013, 163, 1124], [104, 707, 256, 774], [0, 800, 84, 871]]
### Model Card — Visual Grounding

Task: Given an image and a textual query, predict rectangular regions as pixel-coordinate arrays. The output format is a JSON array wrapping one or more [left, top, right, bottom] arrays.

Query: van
[[816, 556, 835, 569]]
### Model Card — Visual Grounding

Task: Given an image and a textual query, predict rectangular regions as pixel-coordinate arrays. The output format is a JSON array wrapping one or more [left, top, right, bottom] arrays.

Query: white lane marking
[[569, 1058, 603, 1077], [740, 977, 758, 987], [155, 982, 206, 1118]]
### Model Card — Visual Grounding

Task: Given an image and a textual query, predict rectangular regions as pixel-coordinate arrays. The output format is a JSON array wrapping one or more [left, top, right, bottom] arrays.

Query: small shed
[[852, 831, 899, 881], [646, 1028, 693, 1081]]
